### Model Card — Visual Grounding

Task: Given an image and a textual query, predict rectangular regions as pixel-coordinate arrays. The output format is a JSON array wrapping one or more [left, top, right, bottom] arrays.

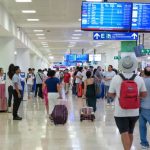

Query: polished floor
[[0, 91, 149, 150]]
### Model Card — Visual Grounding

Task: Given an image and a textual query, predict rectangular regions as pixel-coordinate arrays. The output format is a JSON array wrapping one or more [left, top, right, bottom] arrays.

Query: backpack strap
[[129, 74, 137, 80], [119, 73, 127, 81]]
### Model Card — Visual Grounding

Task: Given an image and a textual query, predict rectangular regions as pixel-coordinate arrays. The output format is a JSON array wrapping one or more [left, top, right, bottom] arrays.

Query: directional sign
[[114, 56, 121, 60], [141, 49, 150, 54], [93, 32, 138, 41]]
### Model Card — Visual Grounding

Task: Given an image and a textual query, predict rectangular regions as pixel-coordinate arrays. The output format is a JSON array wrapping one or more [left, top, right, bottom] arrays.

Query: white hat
[[119, 56, 138, 73]]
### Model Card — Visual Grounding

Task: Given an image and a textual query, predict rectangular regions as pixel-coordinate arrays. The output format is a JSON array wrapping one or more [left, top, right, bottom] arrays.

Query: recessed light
[[22, 10, 36, 13], [38, 37, 46, 39], [86, 0, 102, 1], [72, 37, 80, 40], [27, 19, 39, 21], [74, 30, 82, 32], [49, 56, 54, 59], [33, 30, 43, 32], [16, 0, 32, 2], [42, 44, 48, 46], [36, 33, 45, 36], [72, 34, 82, 36], [43, 46, 48, 48]]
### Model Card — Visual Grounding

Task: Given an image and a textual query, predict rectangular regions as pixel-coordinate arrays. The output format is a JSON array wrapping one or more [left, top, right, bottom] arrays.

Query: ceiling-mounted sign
[[93, 32, 138, 40]]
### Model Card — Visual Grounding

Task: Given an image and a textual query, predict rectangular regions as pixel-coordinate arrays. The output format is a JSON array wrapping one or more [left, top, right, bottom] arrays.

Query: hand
[[18, 92, 21, 98]]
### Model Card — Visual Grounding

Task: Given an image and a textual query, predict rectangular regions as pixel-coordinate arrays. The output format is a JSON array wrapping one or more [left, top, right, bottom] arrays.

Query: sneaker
[[141, 145, 149, 149], [13, 116, 22, 120], [8, 107, 12, 113]]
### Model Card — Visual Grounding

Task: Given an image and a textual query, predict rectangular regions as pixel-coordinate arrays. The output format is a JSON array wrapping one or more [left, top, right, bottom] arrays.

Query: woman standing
[[84, 71, 96, 112], [7, 64, 15, 112]]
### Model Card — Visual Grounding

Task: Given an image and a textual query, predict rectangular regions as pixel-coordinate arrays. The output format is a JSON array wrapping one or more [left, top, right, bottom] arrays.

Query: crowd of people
[[0, 55, 150, 150]]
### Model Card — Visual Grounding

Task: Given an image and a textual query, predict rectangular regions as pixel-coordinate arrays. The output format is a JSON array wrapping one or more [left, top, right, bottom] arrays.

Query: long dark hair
[[7, 64, 15, 80]]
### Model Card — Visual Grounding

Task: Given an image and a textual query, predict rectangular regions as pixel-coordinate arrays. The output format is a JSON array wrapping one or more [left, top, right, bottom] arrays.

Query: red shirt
[[64, 73, 71, 83]]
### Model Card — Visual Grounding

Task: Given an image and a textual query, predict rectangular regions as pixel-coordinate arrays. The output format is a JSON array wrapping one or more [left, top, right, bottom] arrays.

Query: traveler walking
[[108, 56, 147, 150], [26, 68, 34, 99], [35, 69, 44, 99], [84, 71, 96, 112], [139, 66, 150, 149], [103, 65, 116, 105], [64, 69, 71, 94]]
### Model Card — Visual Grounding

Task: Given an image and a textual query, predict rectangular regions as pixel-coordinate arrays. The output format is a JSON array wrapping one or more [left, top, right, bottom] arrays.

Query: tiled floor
[[0, 92, 149, 150]]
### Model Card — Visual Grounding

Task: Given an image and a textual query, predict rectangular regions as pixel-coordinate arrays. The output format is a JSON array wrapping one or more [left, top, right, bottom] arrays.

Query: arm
[[139, 92, 147, 99], [84, 80, 87, 97], [14, 83, 21, 98]]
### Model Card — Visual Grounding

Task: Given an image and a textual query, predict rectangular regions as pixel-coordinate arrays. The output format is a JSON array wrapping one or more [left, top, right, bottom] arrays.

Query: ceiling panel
[[0, 0, 150, 62]]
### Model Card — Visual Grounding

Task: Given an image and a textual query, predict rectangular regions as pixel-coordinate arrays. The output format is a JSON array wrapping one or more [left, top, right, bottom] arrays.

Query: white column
[[15, 48, 31, 73], [0, 37, 15, 72]]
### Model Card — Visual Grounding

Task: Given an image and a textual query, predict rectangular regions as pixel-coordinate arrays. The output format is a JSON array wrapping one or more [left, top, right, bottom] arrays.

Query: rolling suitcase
[[77, 83, 82, 97], [0, 84, 7, 111], [80, 107, 95, 122], [50, 105, 68, 125]]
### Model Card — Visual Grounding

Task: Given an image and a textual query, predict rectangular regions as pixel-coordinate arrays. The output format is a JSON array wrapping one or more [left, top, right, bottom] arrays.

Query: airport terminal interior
[[0, 0, 150, 150]]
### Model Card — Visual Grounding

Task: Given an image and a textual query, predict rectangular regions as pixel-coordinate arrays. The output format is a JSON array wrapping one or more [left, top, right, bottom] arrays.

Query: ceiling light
[[41, 41, 47, 43], [27, 19, 39, 21], [36, 34, 45, 36], [22, 10, 36, 13], [78, 18, 81, 22], [68, 45, 74, 48], [74, 30, 82, 32], [86, 0, 103, 1], [33, 30, 43, 32], [43, 46, 48, 48], [72, 34, 82, 36], [16, 0, 32, 2], [49, 56, 54, 59], [38, 37, 46, 39], [72, 37, 80, 40]]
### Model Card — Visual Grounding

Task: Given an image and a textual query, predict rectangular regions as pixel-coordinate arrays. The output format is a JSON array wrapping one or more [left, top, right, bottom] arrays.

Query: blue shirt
[[45, 77, 60, 93], [12, 74, 22, 90], [141, 77, 150, 109]]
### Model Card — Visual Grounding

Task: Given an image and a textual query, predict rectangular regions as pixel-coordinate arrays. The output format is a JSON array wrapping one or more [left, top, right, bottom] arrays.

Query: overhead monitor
[[131, 3, 150, 32], [89, 54, 101, 61], [65, 54, 76, 62], [81, 2, 132, 31], [76, 54, 89, 62]]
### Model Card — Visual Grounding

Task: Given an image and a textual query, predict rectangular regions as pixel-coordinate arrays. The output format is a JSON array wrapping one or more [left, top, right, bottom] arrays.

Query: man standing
[[139, 66, 150, 149], [103, 65, 116, 105], [108, 56, 147, 150], [12, 66, 22, 120]]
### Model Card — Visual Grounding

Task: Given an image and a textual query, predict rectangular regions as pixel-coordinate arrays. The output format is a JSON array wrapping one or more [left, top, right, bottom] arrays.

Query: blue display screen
[[131, 3, 150, 32], [76, 54, 89, 62], [65, 54, 76, 62], [81, 2, 132, 31]]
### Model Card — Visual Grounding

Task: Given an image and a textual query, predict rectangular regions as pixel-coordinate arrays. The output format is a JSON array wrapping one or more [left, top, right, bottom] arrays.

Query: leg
[[139, 109, 149, 147], [13, 90, 22, 118], [121, 132, 131, 150], [27, 84, 30, 98], [38, 84, 43, 98], [35, 84, 39, 97], [8, 86, 13, 107]]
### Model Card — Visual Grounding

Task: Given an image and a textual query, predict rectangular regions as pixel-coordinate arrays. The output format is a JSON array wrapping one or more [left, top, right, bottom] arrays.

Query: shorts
[[114, 116, 139, 134]]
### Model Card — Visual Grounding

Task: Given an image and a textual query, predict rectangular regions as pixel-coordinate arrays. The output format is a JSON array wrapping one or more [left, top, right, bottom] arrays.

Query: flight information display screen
[[76, 54, 89, 62], [132, 3, 150, 32], [65, 54, 76, 62], [81, 2, 132, 31]]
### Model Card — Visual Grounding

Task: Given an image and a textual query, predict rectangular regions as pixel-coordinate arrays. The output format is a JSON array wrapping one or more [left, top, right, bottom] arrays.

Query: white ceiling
[[0, 0, 150, 62]]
